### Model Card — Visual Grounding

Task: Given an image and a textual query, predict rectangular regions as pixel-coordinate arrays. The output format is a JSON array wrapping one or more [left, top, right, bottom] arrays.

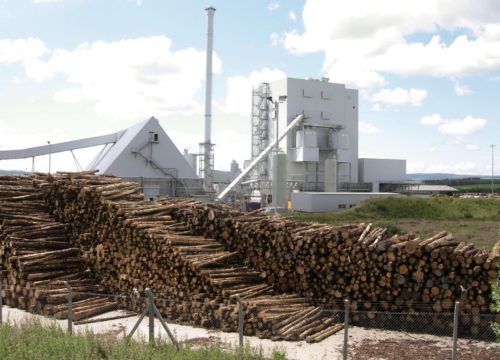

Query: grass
[[288, 197, 500, 249], [0, 321, 287, 360], [456, 184, 500, 192]]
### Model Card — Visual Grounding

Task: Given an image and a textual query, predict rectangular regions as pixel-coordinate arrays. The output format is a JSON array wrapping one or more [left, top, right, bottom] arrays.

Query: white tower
[[200, 6, 216, 192]]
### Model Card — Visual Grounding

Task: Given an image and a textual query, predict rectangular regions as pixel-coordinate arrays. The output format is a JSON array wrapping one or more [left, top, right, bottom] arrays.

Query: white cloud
[[452, 78, 473, 96], [408, 160, 477, 174], [0, 38, 48, 63], [289, 11, 297, 21], [407, 161, 426, 173], [270, 32, 282, 46], [451, 136, 464, 145], [427, 161, 477, 174], [371, 103, 381, 112], [369, 87, 427, 107], [1, 36, 222, 119], [221, 68, 286, 116], [359, 121, 380, 133], [437, 116, 487, 135], [420, 113, 443, 126], [421, 114, 487, 135], [267, 2, 279, 12], [466, 144, 479, 150], [168, 127, 251, 171], [283, 0, 500, 88]]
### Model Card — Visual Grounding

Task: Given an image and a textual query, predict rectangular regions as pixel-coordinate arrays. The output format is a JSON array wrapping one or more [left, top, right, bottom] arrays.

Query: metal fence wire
[[1, 284, 499, 359]]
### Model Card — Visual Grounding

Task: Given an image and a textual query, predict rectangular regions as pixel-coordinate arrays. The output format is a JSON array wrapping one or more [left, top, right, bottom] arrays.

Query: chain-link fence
[[1, 283, 499, 359]]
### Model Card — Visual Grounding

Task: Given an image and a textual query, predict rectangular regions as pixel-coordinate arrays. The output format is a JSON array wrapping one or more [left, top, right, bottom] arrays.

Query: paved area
[[2, 306, 499, 359]]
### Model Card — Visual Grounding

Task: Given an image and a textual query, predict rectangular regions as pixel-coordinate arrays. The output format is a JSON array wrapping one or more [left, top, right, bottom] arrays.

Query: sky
[[0, 0, 499, 175]]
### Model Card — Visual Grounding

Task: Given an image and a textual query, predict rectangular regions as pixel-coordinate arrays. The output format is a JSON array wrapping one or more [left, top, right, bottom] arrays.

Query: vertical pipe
[[0, 279, 3, 325], [65, 282, 72, 335], [204, 6, 215, 145], [273, 101, 278, 213], [452, 301, 460, 360], [492, 144, 496, 195], [146, 288, 154, 343], [47, 141, 51, 174], [203, 6, 216, 190], [32, 157, 35, 173], [230, 295, 244, 348], [343, 299, 350, 360], [237, 297, 244, 347]]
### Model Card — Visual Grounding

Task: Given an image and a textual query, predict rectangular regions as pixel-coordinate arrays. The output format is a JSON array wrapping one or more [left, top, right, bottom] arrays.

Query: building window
[[338, 204, 346, 209], [321, 90, 331, 99], [303, 88, 313, 98], [350, 204, 355, 208]]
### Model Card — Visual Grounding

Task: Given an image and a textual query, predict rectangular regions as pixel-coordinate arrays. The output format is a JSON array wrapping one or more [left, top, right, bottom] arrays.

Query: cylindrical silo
[[324, 157, 338, 192]]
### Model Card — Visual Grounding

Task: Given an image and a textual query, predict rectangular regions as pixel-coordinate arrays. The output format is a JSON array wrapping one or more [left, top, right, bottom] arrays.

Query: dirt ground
[[2, 306, 499, 360], [350, 338, 500, 360]]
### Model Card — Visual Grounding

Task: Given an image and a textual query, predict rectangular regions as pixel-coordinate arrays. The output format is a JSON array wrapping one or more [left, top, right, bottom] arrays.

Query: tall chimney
[[205, 6, 215, 145], [202, 6, 216, 192]]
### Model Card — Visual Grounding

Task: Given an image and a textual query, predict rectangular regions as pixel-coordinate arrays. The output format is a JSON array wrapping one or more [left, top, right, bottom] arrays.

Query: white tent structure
[[0, 117, 203, 198], [90, 117, 197, 179]]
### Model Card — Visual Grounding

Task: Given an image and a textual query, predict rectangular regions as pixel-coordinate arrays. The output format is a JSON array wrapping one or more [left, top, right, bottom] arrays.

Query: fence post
[[230, 294, 244, 348], [343, 299, 350, 360], [452, 301, 460, 360], [65, 282, 72, 335], [0, 279, 3, 325], [146, 287, 155, 344]]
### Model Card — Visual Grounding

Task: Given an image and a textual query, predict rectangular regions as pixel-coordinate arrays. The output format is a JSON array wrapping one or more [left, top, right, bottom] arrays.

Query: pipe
[[204, 6, 215, 144], [217, 114, 304, 201]]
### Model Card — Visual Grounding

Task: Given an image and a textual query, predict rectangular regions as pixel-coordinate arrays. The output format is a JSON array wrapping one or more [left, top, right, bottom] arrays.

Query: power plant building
[[249, 77, 359, 200]]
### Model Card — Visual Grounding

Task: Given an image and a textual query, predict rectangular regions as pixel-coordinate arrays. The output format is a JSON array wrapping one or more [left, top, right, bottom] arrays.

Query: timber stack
[[0, 176, 118, 320], [163, 199, 500, 336], [34, 172, 343, 341], [1, 172, 498, 340]]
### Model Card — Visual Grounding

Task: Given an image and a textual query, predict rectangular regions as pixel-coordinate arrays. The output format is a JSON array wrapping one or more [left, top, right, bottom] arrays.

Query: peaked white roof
[[91, 117, 198, 179]]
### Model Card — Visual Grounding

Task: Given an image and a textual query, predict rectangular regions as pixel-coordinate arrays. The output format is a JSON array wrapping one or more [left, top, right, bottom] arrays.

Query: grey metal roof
[[408, 184, 459, 192]]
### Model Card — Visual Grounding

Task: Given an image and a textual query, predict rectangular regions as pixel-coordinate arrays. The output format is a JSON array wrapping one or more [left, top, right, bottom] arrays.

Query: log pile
[[34, 173, 342, 341], [162, 199, 500, 336], [2, 172, 498, 340], [0, 176, 118, 320]]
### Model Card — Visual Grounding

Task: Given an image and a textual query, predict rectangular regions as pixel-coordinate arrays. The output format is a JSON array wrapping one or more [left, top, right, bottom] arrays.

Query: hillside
[[0, 169, 26, 175]]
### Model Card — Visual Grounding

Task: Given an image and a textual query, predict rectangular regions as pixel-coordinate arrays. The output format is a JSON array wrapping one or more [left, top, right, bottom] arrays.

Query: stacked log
[[2, 173, 498, 340], [0, 176, 119, 320], [34, 173, 341, 341], [162, 199, 500, 337]]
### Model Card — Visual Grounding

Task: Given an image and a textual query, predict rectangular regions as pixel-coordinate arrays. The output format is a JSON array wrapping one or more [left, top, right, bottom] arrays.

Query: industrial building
[[0, 5, 424, 212], [291, 191, 401, 212], [248, 78, 359, 195], [230, 76, 408, 211]]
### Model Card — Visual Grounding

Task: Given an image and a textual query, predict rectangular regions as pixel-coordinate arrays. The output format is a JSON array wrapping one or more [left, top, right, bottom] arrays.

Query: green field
[[0, 322, 286, 360], [456, 184, 500, 193], [288, 197, 500, 249]]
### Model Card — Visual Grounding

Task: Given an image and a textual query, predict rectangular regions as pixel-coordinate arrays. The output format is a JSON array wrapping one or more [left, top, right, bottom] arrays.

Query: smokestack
[[201, 6, 216, 192], [204, 6, 215, 144]]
